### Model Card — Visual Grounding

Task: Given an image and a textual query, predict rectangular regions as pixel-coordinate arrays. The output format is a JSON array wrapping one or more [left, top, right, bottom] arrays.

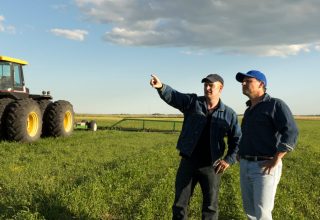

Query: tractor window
[[13, 64, 23, 88], [0, 62, 10, 77], [0, 62, 11, 89]]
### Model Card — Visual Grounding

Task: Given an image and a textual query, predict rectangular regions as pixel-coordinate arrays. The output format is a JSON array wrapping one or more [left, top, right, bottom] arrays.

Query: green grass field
[[0, 117, 319, 219]]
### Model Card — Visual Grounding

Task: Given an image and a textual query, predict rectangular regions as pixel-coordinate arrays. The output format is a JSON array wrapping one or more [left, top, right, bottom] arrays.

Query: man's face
[[242, 77, 264, 97], [203, 81, 222, 99]]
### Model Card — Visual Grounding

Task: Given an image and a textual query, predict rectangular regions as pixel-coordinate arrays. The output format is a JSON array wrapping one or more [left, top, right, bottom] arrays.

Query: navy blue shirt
[[238, 93, 299, 157]]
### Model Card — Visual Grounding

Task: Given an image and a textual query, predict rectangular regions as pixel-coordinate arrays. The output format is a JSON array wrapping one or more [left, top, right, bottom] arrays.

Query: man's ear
[[219, 83, 224, 92], [258, 81, 264, 88]]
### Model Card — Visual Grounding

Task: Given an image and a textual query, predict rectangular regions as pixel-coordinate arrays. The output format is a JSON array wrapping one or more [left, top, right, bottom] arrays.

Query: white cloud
[[0, 15, 6, 32], [50, 28, 88, 41], [222, 44, 312, 57], [0, 15, 16, 34], [315, 44, 320, 51], [75, 0, 320, 56]]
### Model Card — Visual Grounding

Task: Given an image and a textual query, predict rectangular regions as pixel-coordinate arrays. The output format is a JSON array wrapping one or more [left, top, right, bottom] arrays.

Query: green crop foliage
[[0, 117, 319, 219]]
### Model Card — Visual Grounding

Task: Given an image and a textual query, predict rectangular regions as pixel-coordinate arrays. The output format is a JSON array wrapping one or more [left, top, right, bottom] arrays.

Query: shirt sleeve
[[273, 99, 299, 152], [157, 84, 196, 113], [224, 110, 241, 164]]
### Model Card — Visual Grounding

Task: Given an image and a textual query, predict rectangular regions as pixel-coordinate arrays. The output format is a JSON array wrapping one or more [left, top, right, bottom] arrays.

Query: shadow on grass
[[0, 191, 90, 220], [36, 192, 93, 220]]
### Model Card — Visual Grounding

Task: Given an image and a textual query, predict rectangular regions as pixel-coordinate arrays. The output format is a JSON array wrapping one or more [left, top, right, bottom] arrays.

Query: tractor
[[0, 55, 74, 142]]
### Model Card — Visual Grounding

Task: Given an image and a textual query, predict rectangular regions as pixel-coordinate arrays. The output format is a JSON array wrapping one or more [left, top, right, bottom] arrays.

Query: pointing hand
[[150, 74, 163, 89]]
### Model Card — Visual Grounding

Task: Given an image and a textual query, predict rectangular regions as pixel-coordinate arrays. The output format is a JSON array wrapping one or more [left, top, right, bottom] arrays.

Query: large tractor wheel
[[38, 99, 52, 116], [0, 98, 14, 139], [38, 99, 52, 136], [43, 100, 74, 137], [5, 99, 42, 142]]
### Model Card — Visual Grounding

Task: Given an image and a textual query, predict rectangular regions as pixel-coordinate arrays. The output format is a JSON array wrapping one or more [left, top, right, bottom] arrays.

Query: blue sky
[[1, 0, 319, 115]]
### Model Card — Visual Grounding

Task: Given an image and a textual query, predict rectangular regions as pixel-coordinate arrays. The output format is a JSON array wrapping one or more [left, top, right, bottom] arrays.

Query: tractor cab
[[0, 56, 29, 98]]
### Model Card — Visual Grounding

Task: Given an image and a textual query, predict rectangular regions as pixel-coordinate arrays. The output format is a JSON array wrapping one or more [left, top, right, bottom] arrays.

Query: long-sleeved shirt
[[238, 93, 299, 157]]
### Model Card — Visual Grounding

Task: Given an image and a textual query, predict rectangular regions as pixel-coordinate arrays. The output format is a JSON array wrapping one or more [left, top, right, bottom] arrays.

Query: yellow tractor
[[0, 55, 74, 142]]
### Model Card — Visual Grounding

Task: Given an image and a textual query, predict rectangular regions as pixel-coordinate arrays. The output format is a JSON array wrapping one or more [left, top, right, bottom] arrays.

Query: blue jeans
[[240, 159, 282, 220], [172, 158, 221, 220]]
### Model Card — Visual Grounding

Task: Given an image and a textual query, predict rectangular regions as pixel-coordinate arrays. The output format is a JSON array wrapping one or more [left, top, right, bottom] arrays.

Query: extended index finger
[[151, 74, 158, 79]]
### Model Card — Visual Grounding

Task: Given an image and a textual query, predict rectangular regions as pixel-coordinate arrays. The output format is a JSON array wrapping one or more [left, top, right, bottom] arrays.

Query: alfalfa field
[[0, 116, 319, 219]]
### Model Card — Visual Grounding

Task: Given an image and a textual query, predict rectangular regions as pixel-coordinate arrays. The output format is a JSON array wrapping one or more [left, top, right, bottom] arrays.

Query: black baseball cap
[[201, 74, 224, 85]]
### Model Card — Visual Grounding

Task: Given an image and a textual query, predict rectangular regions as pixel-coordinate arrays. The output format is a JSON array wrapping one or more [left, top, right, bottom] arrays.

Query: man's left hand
[[215, 160, 230, 174]]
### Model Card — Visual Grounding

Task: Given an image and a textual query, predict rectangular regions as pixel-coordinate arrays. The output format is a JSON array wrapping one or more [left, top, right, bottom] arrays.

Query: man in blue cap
[[235, 70, 299, 220], [150, 74, 241, 220]]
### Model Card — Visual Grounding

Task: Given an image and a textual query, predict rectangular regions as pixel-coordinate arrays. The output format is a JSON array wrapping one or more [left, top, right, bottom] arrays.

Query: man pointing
[[150, 74, 241, 220]]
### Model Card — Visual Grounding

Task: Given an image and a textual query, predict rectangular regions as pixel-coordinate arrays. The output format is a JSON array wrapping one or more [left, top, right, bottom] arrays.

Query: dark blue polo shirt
[[238, 93, 299, 157]]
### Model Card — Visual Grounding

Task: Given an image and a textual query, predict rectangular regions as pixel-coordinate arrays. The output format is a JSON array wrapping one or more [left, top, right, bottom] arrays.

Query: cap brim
[[236, 72, 247, 82], [236, 72, 256, 82], [201, 78, 211, 83]]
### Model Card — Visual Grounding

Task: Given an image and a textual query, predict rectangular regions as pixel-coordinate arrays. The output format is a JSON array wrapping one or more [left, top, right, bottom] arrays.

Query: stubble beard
[[242, 87, 251, 97]]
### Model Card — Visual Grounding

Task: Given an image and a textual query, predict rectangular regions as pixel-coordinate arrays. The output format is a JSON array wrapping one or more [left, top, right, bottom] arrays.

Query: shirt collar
[[202, 98, 225, 112], [216, 99, 225, 111], [246, 93, 270, 107]]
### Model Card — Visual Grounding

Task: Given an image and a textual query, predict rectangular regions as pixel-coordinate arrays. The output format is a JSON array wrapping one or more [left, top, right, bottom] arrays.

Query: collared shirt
[[238, 93, 299, 157]]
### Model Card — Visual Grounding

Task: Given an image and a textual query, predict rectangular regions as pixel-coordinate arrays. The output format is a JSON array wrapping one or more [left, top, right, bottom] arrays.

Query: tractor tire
[[43, 100, 74, 137], [5, 99, 42, 142], [37, 99, 52, 136], [0, 98, 14, 139], [38, 99, 52, 116]]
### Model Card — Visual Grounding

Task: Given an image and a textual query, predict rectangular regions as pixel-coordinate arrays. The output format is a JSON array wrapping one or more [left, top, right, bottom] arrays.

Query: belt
[[241, 155, 273, 161]]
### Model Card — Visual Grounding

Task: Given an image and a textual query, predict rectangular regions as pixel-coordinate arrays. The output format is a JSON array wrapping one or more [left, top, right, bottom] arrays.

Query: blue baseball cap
[[236, 70, 267, 87]]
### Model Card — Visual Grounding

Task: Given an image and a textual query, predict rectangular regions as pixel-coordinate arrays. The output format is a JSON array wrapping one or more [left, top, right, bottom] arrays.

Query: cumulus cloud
[[50, 28, 88, 41], [75, 0, 320, 56], [315, 44, 320, 51]]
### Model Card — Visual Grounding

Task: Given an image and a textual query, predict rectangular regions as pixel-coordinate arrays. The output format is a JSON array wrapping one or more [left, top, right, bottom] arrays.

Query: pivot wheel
[[43, 100, 74, 137], [86, 120, 97, 131], [5, 99, 42, 142]]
